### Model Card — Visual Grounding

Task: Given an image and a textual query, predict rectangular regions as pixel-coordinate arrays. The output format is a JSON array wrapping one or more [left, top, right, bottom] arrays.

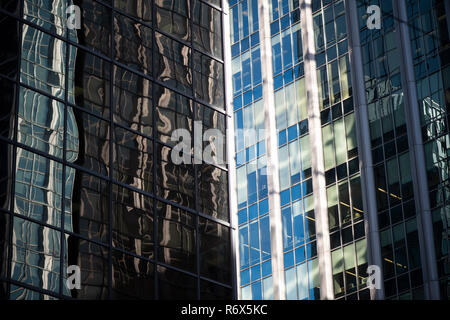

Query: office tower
[[230, 0, 449, 300], [0, 0, 234, 300]]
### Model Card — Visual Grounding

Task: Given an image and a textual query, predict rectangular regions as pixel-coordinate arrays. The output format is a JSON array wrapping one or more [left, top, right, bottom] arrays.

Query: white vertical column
[[394, 0, 440, 300], [258, 0, 286, 300], [222, 0, 240, 300], [345, 0, 385, 300], [299, 0, 334, 300]]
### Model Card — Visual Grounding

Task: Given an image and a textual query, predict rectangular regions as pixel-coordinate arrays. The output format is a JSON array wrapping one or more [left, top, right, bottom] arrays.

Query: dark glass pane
[[77, 0, 111, 55], [158, 265, 197, 299], [155, 0, 190, 41], [0, 132, 13, 212], [112, 185, 154, 259], [114, 0, 152, 23], [74, 47, 111, 118], [198, 164, 229, 221], [0, 14, 19, 79], [200, 280, 232, 300], [112, 250, 154, 299], [156, 144, 195, 209], [193, 52, 224, 109], [113, 66, 153, 137], [156, 85, 193, 146], [72, 111, 110, 176], [193, 0, 222, 58], [67, 237, 109, 299], [155, 32, 192, 94], [199, 217, 231, 284], [114, 13, 152, 75], [69, 171, 109, 243], [113, 127, 153, 193], [157, 201, 196, 273]]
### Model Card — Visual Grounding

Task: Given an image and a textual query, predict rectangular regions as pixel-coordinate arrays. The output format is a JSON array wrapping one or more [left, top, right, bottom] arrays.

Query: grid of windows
[[231, 0, 274, 300], [270, 0, 321, 300], [312, 0, 370, 300], [406, 0, 450, 298], [0, 0, 233, 300], [357, 0, 426, 300]]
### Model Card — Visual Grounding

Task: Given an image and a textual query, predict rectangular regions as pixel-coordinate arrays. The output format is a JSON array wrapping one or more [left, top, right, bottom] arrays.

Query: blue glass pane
[[282, 33, 293, 69], [241, 268, 250, 285], [297, 263, 308, 300], [252, 49, 262, 85], [327, 45, 337, 61], [281, 14, 290, 30], [243, 90, 253, 106], [260, 215, 271, 260], [251, 0, 259, 31], [238, 208, 248, 225], [274, 74, 283, 90], [233, 71, 242, 96], [242, 57, 252, 92], [281, 206, 293, 250], [241, 0, 249, 38], [253, 85, 263, 101], [258, 170, 268, 200], [231, 42, 240, 57], [248, 203, 258, 221], [241, 36, 250, 52], [270, 20, 280, 36], [252, 281, 262, 300], [239, 226, 250, 269], [284, 68, 294, 84], [288, 125, 298, 141], [284, 251, 294, 268], [281, 0, 289, 15], [246, 145, 256, 162], [247, 170, 258, 205], [232, 6, 239, 43], [280, 189, 291, 207], [250, 220, 260, 265], [259, 198, 269, 215], [251, 32, 259, 47], [278, 130, 287, 146], [291, 183, 301, 201], [272, 41, 282, 74], [271, 0, 279, 20], [257, 141, 266, 157], [295, 246, 306, 264], [236, 151, 245, 167], [234, 95, 243, 110], [295, 63, 304, 78], [293, 213, 305, 246], [293, 29, 303, 63], [251, 264, 261, 282], [262, 260, 272, 277], [316, 51, 326, 67]]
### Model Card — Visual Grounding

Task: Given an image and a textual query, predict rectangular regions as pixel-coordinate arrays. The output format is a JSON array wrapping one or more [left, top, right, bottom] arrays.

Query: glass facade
[[0, 0, 233, 300], [230, 0, 449, 301], [230, 0, 273, 300]]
